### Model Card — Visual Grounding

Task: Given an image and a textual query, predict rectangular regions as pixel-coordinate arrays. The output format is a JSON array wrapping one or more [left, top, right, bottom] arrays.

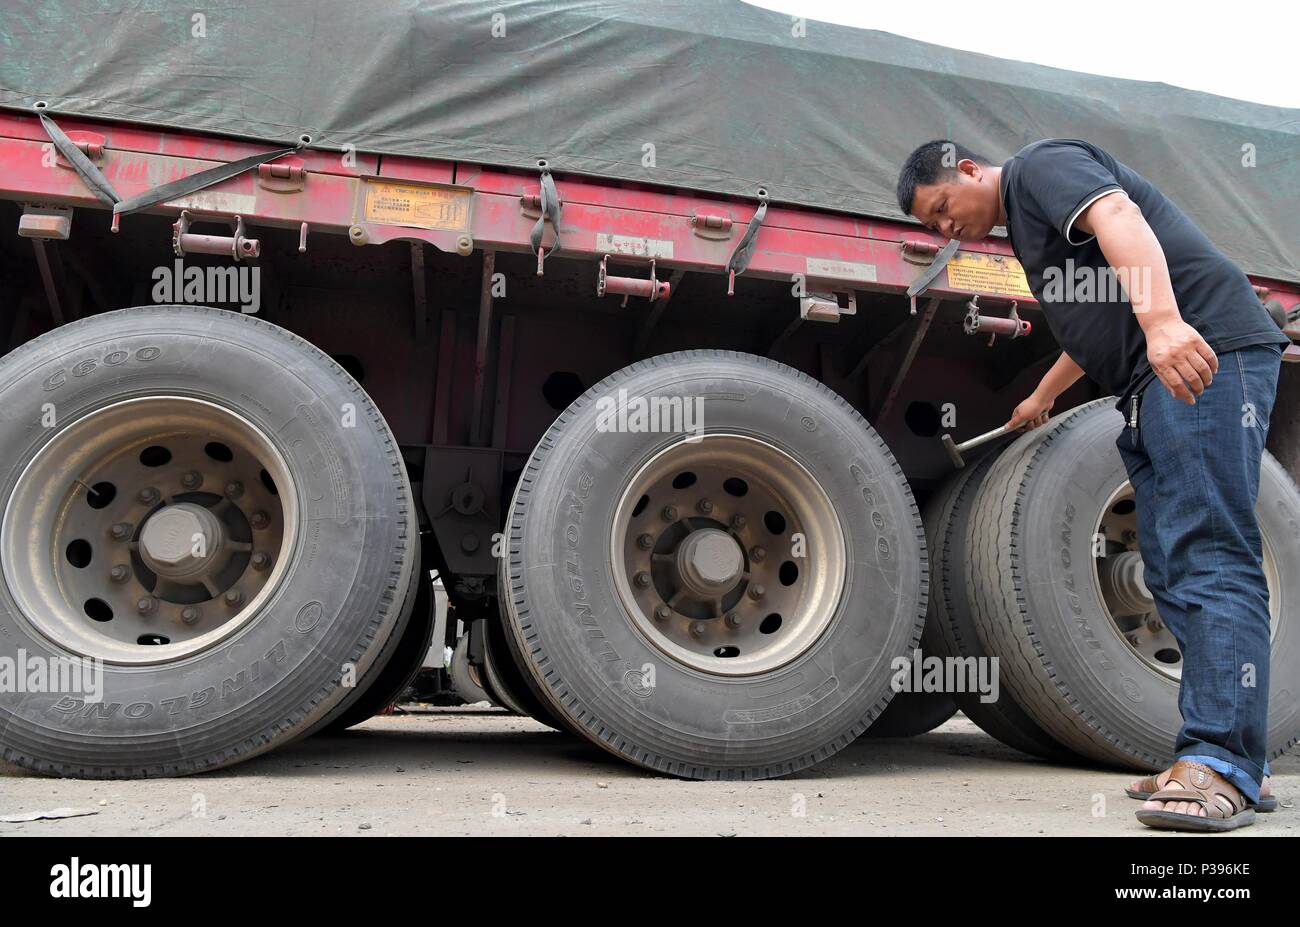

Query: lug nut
[[250, 511, 270, 530], [637, 533, 654, 550], [634, 571, 652, 588], [661, 505, 678, 523], [689, 621, 706, 638], [181, 606, 201, 625], [251, 552, 272, 571], [181, 471, 203, 489], [749, 545, 766, 562], [224, 589, 244, 608], [225, 481, 245, 500], [111, 522, 133, 540], [697, 499, 714, 514], [136, 596, 157, 615], [725, 612, 741, 628], [654, 605, 671, 621], [748, 583, 766, 600], [138, 487, 160, 505], [730, 514, 747, 530], [110, 564, 131, 584]]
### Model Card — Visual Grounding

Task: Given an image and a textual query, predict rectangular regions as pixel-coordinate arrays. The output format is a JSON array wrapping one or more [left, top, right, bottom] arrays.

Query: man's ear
[[956, 158, 983, 181]]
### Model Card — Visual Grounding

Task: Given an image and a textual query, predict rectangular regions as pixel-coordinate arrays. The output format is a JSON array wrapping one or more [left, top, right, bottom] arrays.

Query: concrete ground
[[1, 708, 1294, 836]]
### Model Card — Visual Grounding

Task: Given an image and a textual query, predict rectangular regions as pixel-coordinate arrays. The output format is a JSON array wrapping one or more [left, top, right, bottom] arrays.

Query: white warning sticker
[[595, 233, 674, 258], [806, 257, 877, 283]]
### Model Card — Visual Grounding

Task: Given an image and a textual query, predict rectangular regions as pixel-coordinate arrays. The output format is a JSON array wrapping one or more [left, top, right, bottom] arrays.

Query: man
[[896, 138, 1289, 832]]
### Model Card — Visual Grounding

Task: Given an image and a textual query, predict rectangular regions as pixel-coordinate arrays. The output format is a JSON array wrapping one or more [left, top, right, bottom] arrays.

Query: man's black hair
[[896, 140, 991, 215]]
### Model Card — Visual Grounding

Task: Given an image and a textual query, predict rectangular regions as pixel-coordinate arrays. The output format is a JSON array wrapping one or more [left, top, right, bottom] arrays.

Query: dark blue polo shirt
[[999, 139, 1288, 411]]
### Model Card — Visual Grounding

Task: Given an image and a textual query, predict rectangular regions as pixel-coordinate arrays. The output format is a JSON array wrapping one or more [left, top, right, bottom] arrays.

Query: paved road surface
[[2, 708, 1294, 836]]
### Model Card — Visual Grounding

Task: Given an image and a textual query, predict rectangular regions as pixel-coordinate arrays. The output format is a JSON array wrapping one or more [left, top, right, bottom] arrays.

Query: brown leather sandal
[[1127, 769, 1276, 812], [1134, 760, 1257, 832]]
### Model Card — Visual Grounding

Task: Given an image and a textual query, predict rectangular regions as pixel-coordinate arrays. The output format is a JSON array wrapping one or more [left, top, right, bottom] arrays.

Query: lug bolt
[[110, 564, 131, 584], [750, 546, 766, 562], [251, 552, 272, 571], [225, 481, 245, 500], [748, 583, 766, 600], [689, 621, 706, 638], [637, 533, 655, 550], [730, 514, 747, 530], [181, 606, 201, 625], [697, 498, 714, 514], [138, 487, 160, 505], [111, 522, 133, 541], [250, 511, 270, 530], [181, 471, 203, 489], [634, 571, 652, 588], [654, 605, 671, 621], [725, 612, 741, 628], [661, 505, 678, 523], [224, 589, 244, 608], [136, 596, 157, 615]]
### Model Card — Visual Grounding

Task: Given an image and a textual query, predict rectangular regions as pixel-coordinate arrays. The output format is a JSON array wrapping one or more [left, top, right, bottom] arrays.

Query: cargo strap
[[113, 143, 302, 221], [725, 193, 768, 296], [529, 166, 562, 274], [36, 106, 120, 209], [35, 103, 303, 231]]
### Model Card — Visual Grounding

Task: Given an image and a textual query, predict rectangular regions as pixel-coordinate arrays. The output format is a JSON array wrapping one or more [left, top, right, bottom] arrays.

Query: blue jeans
[[1114, 342, 1284, 807]]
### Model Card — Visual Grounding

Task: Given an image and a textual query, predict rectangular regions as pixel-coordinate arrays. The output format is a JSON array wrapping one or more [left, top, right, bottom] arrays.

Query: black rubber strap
[[529, 168, 562, 258], [113, 143, 302, 218], [35, 103, 305, 223], [726, 196, 768, 277], [36, 107, 120, 207], [905, 238, 960, 298]]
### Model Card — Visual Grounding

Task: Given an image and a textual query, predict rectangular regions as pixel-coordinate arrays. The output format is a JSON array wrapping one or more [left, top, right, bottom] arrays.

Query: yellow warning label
[[945, 251, 1033, 300], [363, 180, 472, 231]]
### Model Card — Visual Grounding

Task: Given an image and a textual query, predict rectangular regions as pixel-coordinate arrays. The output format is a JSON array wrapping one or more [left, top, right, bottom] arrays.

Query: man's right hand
[[1005, 391, 1054, 431]]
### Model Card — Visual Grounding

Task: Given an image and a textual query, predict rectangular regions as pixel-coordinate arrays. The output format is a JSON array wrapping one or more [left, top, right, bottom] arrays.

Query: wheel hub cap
[[139, 503, 227, 581], [675, 528, 744, 597]]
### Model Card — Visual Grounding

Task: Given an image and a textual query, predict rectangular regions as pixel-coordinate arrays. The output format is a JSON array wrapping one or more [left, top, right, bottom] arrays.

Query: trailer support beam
[[470, 250, 496, 447], [871, 297, 941, 423]]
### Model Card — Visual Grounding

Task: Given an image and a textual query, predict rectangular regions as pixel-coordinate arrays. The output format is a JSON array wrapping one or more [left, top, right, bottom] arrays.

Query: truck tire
[[0, 306, 418, 777], [500, 351, 928, 779], [317, 549, 431, 734], [482, 610, 575, 732], [920, 453, 1083, 763], [966, 399, 1300, 769], [477, 620, 528, 717], [861, 689, 957, 738]]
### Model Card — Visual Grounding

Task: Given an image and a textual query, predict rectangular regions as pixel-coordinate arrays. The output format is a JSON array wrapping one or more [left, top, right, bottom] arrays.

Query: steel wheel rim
[[2, 395, 299, 665], [1091, 481, 1280, 681], [610, 433, 846, 676]]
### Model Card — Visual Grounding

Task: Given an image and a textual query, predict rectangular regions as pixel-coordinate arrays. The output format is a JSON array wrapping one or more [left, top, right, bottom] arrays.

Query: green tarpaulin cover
[[2, 0, 1296, 281]]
